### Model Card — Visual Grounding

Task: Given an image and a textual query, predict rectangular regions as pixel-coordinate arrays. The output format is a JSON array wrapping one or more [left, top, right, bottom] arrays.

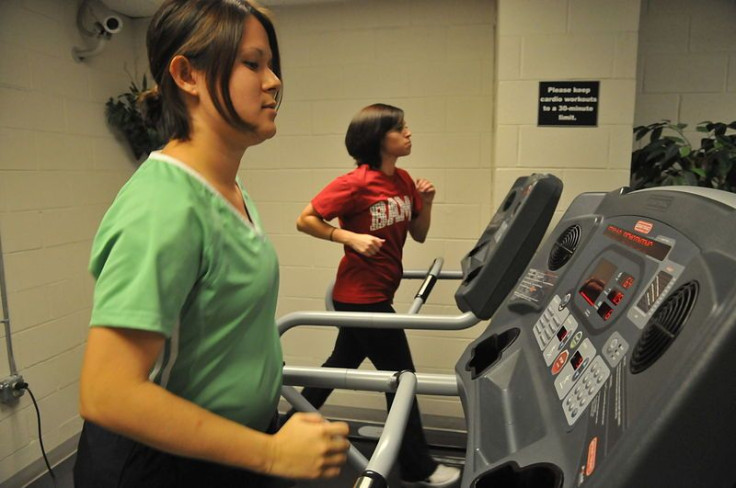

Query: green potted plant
[[105, 74, 165, 161], [630, 120, 736, 192]]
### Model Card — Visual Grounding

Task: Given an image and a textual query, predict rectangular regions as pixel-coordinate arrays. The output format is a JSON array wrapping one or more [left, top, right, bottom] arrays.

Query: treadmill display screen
[[579, 259, 616, 306], [604, 225, 671, 261]]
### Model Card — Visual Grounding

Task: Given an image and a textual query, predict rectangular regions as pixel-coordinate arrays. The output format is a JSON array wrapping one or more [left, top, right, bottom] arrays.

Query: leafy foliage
[[105, 75, 164, 161], [631, 120, 736, 192]]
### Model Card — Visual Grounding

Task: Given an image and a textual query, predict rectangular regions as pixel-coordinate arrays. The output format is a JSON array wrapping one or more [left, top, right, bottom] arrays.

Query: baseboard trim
[[0, 433, 79, 488]]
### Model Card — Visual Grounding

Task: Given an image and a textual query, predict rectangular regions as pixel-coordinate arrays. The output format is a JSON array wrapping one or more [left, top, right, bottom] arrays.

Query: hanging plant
[[105, 74, 165, 161]]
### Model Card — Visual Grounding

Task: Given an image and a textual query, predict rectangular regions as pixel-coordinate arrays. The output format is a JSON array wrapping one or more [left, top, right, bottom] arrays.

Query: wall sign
[[538, 81, 599, 127]]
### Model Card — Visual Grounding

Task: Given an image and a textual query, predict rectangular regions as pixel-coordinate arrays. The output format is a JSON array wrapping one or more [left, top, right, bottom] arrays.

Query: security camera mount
[[72, 0, 124, 62]]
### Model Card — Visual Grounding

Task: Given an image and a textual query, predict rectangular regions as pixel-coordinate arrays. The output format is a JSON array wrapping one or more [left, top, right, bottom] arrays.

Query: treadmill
[[278, 173, 563, 487], [456, 186, 736, 488]]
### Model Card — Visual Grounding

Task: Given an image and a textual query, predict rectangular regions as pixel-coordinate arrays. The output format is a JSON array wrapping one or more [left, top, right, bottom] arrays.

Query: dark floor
[[26, 459, 73, 488]]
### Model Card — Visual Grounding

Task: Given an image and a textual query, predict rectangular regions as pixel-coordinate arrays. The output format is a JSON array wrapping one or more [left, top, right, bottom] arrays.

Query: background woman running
[[295, 103, 461, 488]]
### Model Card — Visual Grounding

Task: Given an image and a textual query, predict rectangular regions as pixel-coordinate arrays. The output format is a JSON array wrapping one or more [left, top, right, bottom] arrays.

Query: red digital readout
[[604, 225, 671, 261], [557, 327, 568, 342], [620, 275, 634, 289], [579, 259, 616, 307], [597, 303, 613, 321], [608, 289, 624, 306], [571, 351, 584, 370], [580, 289, 597, 306]]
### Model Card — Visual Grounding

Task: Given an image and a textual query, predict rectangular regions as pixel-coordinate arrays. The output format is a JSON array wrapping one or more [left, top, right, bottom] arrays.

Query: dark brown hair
[[344, 103, 405, 170], [139, 0, 281, 141]]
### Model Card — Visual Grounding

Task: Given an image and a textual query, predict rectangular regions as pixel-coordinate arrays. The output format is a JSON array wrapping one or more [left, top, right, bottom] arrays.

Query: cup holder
[[463, 265, 482, 285], [472, 462, 563, 488], [502, 190, 517, 212], [467, 237, 491, 258], [466, 328, 520, 379]]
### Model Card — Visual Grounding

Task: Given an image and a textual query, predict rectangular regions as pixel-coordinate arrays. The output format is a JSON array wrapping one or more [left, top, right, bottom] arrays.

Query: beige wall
[[0, 0, 646, 484], [0, 0, 145, 484], [494, 0, 640, 217], [635, 0, 736, 141]]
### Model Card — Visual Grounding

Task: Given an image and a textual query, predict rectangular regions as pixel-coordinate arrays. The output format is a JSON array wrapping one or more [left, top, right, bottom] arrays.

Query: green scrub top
[[89, 152, 283, 430]]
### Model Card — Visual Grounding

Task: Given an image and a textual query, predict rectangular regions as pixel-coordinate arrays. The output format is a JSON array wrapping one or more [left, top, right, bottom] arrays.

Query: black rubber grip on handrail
[[415, 274, 438, 301], [353, 470, 387, 488]]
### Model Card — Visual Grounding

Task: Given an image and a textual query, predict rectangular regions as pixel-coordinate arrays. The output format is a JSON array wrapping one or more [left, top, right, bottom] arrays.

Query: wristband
[[329, 228, 336, 241]]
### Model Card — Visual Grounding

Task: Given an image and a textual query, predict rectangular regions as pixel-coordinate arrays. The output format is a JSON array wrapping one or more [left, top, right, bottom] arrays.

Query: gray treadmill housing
[[456, 186, 736, 488], [454, 173, 563, 320]]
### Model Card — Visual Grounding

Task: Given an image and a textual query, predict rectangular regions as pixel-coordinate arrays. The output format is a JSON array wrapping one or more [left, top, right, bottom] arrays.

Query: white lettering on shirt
[[370, 202, 387, 230], [370, 196, 412, 231]]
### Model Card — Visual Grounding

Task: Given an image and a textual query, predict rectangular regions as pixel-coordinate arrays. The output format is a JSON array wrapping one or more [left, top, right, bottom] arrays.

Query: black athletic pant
[[74, 416, 292, 488], [296, 300, 437, 482]]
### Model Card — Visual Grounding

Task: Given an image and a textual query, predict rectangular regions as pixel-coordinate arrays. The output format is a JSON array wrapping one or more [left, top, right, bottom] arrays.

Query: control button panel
[[533, 293, 619, 427], [602, 331, 628, 367], [533, 295, 571, 350], [562, 355, 610, 426], [553, 338, 597, 400], [543, 313, 579, 366]]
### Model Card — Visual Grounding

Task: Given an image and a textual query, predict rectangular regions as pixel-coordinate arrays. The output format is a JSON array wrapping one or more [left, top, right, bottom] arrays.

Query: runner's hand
[[267, 412, 350, 479], [415, 178, 435, 204], [349, 233, 385, 257]]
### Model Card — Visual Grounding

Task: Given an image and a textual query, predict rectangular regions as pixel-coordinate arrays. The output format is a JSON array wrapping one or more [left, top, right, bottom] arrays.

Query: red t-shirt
[[312, 164, 423, 304]]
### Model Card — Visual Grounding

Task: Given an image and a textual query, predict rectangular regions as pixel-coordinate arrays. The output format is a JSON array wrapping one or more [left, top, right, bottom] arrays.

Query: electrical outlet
[[0, 374, 25, 405]]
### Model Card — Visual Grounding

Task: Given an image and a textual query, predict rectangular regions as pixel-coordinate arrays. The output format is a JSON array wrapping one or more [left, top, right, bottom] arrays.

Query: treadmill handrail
[[277, 310, 480, 336], [362, 371, 417, 480], [403, 269, 463, 279], [409, 257, 444, 314], [324, 257, 463, 311], [282, 365, 459, 396]]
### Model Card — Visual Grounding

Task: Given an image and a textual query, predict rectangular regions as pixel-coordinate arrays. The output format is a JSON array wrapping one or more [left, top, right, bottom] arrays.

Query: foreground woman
[[74, 2, 348, 487]]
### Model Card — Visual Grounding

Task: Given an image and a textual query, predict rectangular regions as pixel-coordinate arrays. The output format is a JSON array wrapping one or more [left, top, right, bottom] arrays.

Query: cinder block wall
[[494, 0, 640, 216], [635, 0, 736, 141], [0, 0, 144, 484]]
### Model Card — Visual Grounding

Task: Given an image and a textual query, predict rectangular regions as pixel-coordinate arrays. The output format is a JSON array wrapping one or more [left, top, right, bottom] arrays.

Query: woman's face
[[381, 121, 412, 159], [222, 15, 281, 142]]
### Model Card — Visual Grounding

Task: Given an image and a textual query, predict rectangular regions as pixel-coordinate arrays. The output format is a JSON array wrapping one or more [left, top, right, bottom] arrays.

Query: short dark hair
[[140, 0, 281, 141], [345, 103, 405, 170]]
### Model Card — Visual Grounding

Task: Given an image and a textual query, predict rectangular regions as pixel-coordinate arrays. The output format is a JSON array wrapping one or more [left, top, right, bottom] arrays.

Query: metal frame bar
[[362, 371, 416, 477], [323, 257, 463, 311], [282, 366, 459, 397], [278, 310, 479, 336]]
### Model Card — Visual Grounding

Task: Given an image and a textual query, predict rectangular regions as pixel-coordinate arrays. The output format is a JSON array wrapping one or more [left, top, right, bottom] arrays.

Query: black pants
[[74, 417, 292, 488], [296, 300, 437, 482]]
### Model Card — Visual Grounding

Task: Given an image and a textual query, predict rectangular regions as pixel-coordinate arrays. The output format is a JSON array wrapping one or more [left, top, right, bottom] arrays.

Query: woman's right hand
[[267, 413, 350, 479], [349, 233, 385, 256]]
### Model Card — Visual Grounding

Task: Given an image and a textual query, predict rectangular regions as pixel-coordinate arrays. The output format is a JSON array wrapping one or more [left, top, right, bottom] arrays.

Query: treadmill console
[[456, 187, 736, 488], [455, 173, 562, 320], [528, 215, 692, 427]]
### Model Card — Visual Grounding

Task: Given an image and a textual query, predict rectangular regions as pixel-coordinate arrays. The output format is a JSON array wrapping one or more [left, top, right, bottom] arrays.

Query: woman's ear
[[168, 55, 199, 97]]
